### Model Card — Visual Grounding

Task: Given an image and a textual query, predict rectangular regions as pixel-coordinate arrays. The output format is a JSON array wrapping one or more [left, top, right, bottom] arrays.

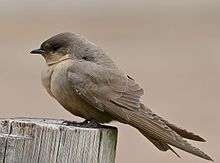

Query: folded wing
[[67, 61, 213, 161]]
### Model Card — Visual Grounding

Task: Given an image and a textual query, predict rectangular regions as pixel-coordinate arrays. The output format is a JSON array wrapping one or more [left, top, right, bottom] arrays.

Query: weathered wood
[[0, 118, 117, 163]]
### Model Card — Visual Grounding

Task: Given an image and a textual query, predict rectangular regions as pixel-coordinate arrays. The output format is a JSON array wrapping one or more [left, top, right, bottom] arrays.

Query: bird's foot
[[62, 119, 102, 128], [80, 119, 102, 128], [62, 120, 79, 126]]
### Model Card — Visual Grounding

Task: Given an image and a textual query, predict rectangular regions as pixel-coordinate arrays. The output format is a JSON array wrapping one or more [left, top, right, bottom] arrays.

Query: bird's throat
[[44, 54, 71, 66]]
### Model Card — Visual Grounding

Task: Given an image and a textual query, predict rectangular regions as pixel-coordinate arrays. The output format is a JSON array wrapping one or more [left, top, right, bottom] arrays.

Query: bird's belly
[[49, 62, 113, 123], [50, 68, 92, 117]]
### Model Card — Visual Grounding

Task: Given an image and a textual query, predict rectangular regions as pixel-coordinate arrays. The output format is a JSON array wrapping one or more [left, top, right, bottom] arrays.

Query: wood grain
[[0, 118, 117, 163]]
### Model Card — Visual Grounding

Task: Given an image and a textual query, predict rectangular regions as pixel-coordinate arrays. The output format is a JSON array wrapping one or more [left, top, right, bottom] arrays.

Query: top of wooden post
[[0, 117, 118, 163]]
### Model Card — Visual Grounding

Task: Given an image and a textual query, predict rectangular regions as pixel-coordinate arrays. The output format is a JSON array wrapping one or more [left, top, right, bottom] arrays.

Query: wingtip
[[195, 151, 214, 162], [206, 156, 214, 162], [195, 136, 206, 142]]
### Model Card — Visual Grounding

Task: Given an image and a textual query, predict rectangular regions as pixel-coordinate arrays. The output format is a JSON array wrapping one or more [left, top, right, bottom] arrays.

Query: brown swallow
[[31, 32, 213, 161]]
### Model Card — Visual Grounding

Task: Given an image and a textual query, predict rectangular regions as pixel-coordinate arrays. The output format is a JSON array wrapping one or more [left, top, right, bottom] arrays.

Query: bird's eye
[[82, 56, 93, 61], [52, 44, 61, 51], [82, 56, 87, 60]]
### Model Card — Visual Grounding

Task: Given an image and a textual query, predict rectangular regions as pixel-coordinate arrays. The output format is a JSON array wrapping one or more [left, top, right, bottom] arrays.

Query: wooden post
[[0, 118, 117, 163]]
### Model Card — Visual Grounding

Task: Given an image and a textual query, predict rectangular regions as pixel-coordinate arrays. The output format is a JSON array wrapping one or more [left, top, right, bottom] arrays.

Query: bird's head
[[31, 32, 116, 68], [30, 32, 77, 65]]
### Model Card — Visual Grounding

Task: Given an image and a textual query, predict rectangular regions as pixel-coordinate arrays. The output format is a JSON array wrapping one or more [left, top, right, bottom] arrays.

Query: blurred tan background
[[0, 0, 219, 162]]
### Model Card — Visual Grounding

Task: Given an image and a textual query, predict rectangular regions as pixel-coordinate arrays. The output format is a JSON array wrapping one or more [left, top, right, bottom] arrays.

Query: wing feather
[[67, 61, 213, 161]]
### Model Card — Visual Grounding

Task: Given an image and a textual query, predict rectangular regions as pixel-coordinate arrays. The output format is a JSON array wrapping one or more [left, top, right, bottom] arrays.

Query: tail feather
[[127, 104, 213, 161], [164, 121, 206, 142], [143, 105, 206, 142]]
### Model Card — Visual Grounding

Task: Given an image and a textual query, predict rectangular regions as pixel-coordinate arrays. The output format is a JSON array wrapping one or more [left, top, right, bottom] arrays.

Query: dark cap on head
[[30, 32, 80, 55], [30, 32, 116, 68]]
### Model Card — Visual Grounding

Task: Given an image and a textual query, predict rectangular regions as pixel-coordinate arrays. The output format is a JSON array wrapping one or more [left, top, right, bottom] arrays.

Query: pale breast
[[41, 65, 54, 97], [48, 60, 97, 118], [42, 59, 113, 123]]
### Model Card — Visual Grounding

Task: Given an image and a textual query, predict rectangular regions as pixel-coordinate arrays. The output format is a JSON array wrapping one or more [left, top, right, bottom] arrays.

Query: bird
[[30, 32, 213, 161]]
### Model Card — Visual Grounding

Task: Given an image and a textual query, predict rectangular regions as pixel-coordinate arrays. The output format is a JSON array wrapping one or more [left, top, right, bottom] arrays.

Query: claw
[[61, 119, 103, 128], [62, 120, 78, 126]]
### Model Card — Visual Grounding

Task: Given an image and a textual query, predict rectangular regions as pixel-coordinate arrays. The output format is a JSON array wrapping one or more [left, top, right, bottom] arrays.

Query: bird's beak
[[30, 48, 46, 55]]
